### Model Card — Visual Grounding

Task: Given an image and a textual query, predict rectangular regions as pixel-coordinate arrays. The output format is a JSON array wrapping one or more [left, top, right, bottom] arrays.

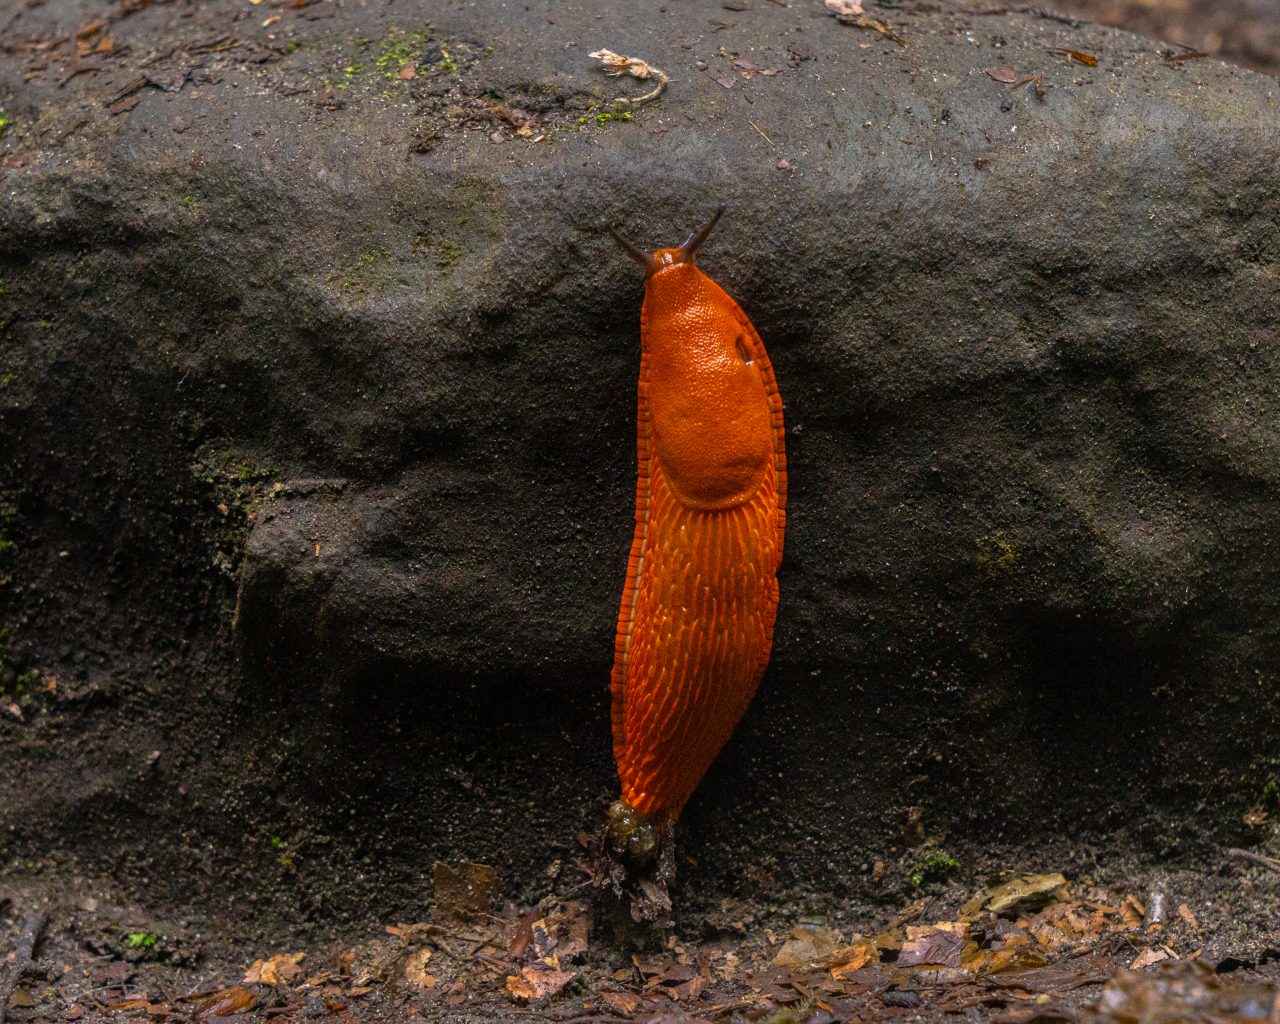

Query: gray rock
[[1, 0, 1278, 930]]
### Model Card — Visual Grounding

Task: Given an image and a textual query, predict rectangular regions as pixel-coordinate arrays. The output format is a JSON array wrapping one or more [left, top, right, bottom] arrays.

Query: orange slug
[[606, 208, 787, 853]]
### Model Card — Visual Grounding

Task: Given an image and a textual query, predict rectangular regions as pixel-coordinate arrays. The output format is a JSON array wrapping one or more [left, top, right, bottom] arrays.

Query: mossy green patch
[[578, 110, 633, 127], [371, 29, 463, 80], [124, 932, 159, 950], [340, 245, 393, 291], [434, 238, 463, 272], [375, 31, 426, 78], [332, 62, 363, 90], [413, 232, 465, 274], [976, 535, 1019, 578], [910, 850, 961, 888]]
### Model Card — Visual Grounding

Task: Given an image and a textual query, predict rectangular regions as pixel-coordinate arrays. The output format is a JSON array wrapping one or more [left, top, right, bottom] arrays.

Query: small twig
[[1226, 848, 1280, 873], [0, 910, 49, 1024], [1163, 42, 1208, 62], [747, 120, 774, 146], [588, 49, 669, 108]]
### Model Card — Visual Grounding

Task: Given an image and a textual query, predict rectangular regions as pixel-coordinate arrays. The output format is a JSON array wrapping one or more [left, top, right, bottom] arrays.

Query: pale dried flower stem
[[588, 48, 670, 108]]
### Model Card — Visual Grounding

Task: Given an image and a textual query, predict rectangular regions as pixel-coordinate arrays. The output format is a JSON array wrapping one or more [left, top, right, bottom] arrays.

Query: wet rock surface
[[1, 0, 1279, 938]]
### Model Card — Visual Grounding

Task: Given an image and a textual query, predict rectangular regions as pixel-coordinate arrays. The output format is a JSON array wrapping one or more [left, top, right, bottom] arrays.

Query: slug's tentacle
[[679, 205, 726, 262], [608, 223, 650, 267]]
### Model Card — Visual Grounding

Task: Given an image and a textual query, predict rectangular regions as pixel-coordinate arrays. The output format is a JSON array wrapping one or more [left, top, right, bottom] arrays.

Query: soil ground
[[7, 841, 1280, 1023]]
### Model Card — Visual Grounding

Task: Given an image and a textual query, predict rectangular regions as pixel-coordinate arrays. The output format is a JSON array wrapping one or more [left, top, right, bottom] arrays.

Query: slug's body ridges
[[610, 237, 786, 823]]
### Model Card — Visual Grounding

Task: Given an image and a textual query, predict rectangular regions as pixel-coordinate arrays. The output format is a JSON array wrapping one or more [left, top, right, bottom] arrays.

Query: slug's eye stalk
[[607, 207, 728, 276], [607, 224, 650, 267], [679, 205, 726, 262]]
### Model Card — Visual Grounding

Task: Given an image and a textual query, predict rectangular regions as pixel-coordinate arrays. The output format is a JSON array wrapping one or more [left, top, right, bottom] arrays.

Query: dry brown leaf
[[985, 65, 1018, 83], [1120, 895, 1146, 930], [830, 941, 876, 978], [899, 925, 967, 968], [773, 924, 843, 970], [964, 874, 1069, 917], [505, 964, 576, 1002], [1131, 947, 1172, 970], [242, 952, 305, 987], [600, 991, 642, 1015], [404, 949, 436, 990], [986, 955, 1108, 992], [548, 901, 593, 958], [178, 987, 258, 1017], [970, 942, 1046, 977]]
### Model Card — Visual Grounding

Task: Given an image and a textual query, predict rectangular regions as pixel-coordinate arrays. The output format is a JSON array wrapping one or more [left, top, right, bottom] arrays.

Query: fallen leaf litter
[[8, 857, 1276, 1023]]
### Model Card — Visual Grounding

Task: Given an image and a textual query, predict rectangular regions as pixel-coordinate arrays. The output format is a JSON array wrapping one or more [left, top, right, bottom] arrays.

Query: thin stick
[[1225, 848, 1280, 873], [0, 910, 49, 1024], [747, 120, 775, 146]]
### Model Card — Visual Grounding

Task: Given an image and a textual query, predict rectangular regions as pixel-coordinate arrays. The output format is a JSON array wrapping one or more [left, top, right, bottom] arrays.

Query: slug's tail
[[593, 799, 676, 927]]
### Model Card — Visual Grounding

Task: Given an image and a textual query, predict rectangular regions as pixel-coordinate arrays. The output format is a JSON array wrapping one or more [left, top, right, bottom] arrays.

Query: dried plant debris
[[1047, 47, 1098, 66], [0, 910, 47, 1024], [1164, 43, 1210, 62], [588, 48, 669, 108], [241, 951, 305, 987], [5, 863, 1279, 1022], [825, 0, 908, 45]]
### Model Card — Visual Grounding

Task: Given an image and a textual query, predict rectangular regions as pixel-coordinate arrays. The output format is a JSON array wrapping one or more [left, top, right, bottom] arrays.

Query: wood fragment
[[0, 910, 49, 1024], [1225, 847, 1280, 873], [1165, 46, 1208, 62], [58, 62, 105, 86], [105, 74, 148, 106]]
